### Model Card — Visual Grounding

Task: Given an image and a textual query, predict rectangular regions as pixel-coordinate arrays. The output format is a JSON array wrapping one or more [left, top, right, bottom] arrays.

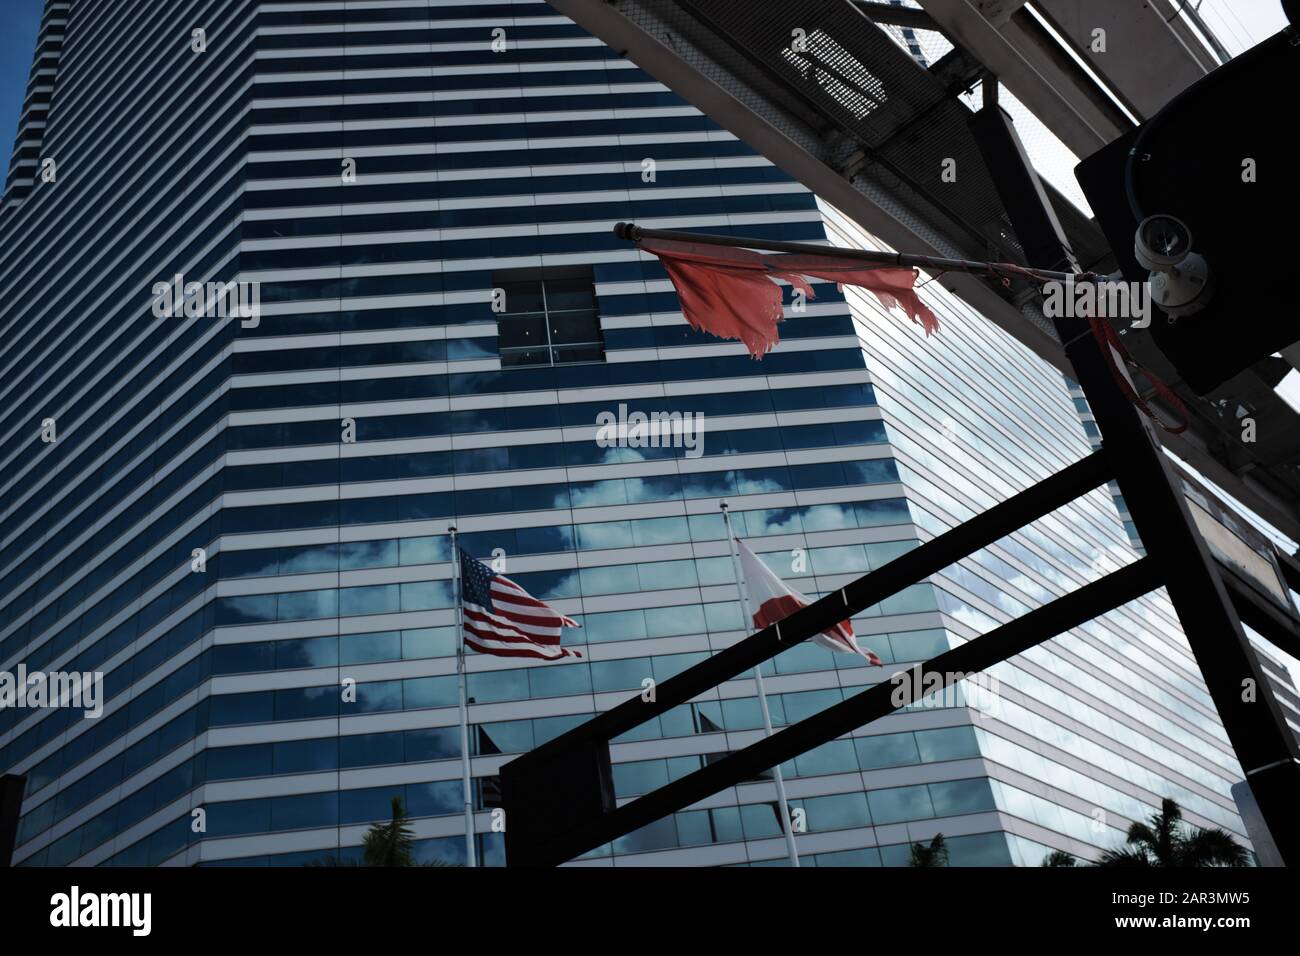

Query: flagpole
[[720, 501, 801, 868], [613, 222, 1102, 284], [449, 525, 477, 869]]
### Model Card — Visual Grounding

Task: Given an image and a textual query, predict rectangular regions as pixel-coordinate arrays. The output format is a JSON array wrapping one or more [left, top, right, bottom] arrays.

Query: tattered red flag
[[737, 537, 882, 666], [640, 237, 939, 358]]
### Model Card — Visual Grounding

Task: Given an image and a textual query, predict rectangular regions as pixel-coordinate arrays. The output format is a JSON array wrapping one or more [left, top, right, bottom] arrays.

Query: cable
[[1088, 316, 1190, 433]]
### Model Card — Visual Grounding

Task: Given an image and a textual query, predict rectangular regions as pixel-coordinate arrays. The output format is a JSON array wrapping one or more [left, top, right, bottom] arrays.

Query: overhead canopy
[[551, 0, 1300, 545]]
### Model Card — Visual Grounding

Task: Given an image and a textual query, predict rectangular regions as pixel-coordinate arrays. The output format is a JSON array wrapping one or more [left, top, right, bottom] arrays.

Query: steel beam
[[851, 1, 941, 33], [1222, 568, 1300, 664], [512, 448, 1109, 763], [1064, 317, 1300, 867], [969, 104, 1079, 273], [502, 449, 1111, 865], [514, 559, 1160, 866], [972, 98, 1300, 865]]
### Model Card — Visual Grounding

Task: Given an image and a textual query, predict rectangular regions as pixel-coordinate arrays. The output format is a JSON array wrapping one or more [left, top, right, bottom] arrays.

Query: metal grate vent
[[672, 0, 1024, 262]]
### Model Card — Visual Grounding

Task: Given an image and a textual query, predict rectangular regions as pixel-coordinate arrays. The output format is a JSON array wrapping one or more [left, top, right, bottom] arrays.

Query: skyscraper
[[0, 0, 1260, 868]]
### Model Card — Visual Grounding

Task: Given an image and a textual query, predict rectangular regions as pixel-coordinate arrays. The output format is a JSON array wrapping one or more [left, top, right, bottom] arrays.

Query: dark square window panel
[[498, 280, 545, 314], [500, 348, 550, 368], [498, 314, 547, 350], [552, 344, 605, 365], [549, 310, 601, 345], [544, 278, 595, 311], [492, 267, 605, 367]]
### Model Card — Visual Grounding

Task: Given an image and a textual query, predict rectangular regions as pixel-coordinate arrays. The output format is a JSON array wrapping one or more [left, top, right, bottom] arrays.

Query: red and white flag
[[640, 237, 939, 358], [459, 549, 582, 660], [737, 538, 881, 665]]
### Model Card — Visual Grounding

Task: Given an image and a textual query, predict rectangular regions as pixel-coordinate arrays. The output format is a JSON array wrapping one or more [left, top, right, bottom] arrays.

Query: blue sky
[[0, 0, 46, 166]]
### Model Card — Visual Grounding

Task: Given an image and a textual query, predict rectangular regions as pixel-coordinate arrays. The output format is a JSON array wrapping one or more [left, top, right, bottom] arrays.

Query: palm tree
[[303, 796, 465, 867], [907, 833, 948, 867], [1097, 798, 1247, 867], [363, 795, 416, 867], [1042, 850, 1078, 867]]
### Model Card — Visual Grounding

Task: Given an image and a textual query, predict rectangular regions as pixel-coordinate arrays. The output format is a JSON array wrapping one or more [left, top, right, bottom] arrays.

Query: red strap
[[1087, 317, 1190, 434]]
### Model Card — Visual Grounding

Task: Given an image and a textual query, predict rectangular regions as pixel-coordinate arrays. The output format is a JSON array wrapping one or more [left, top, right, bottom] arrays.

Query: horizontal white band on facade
[[251, 57, 640, 85], [247, 129, 737, 164], [605, 335, 866, 365], [254, 38, 607, 61], [249, 81, 669, 110], [244, 158, 783, 193], [231, 322, 497, 353], [247, 105, 706, 138], [257, 18, 578, 39]]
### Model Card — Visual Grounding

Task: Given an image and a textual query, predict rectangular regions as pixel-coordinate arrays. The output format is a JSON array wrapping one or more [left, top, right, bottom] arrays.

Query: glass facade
[[0, 0, 1253, 868]]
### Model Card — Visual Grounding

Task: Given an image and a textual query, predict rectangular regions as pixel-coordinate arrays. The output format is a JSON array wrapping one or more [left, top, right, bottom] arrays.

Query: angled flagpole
[[614, 222, 1102, 284], [720, 501, 800, 867], [449, 525, 477, 868]]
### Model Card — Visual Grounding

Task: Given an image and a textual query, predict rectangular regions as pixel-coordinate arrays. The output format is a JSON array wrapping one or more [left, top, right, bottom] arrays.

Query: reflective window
[[868, 784, 934, 825], [495, 270, 604, 367]]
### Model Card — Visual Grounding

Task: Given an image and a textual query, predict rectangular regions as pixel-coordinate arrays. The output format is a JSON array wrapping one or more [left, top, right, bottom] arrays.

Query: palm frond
[[1124, 821, 1160, 856], [1149, 799, 1181, 863], [1096, 846, 1153, 867], [1041, 850, 1078, 867], [1094, 797, 1247, 868], [908, 833, 948, 867], [1176, 827, 1249, 867], [362, 795, 417, 867]]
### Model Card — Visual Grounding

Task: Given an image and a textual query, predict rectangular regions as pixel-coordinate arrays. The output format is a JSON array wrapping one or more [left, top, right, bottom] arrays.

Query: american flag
[[458, 549, 582, 660]]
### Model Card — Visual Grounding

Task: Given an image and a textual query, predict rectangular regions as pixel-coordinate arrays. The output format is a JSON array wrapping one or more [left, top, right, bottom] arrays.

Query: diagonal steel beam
[[1223, 569, 1300, 664], [852, 1, 942, 33], [502, 450, 1113, 865], [524, 558, 1160, 866], [974, 92, 1300, 864], [511, 448, 1110, 766]]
